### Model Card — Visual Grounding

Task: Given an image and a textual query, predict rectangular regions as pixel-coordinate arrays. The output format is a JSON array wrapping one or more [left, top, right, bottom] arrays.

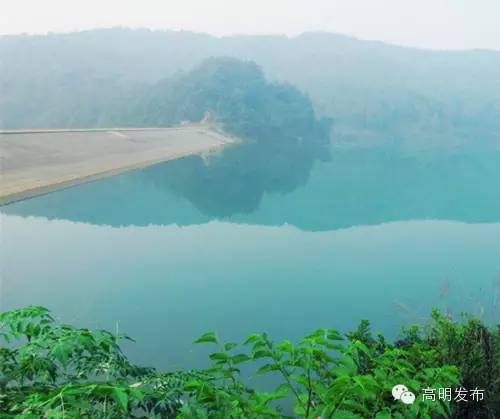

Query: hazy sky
[[1, 0, 499, 50]]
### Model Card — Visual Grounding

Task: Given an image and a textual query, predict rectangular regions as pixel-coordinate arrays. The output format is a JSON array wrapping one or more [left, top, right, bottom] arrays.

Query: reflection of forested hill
[[1, 29, 499, 148], [4, 149, 500, 231], [240, 149, 500, 231]]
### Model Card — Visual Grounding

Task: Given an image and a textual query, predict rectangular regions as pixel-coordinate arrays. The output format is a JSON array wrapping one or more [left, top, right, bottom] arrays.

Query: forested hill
[[1, 28, 499, 149], [123, 57, 329, 142]]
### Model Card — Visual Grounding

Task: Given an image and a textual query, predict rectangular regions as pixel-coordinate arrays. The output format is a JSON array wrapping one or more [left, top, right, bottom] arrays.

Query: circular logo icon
[[392, 384, 408, 400], [400, 391, 416, 405]]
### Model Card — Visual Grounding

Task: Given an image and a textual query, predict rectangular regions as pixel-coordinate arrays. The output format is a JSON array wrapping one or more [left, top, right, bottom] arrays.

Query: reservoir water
[[1, 146, 499, 370]]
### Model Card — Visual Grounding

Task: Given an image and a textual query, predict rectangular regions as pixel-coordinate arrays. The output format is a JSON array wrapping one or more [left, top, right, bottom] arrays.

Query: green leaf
[[375, 411, 392, 419], [231, 353, 251, 364], [244, 333, 262, 345], [256, 364, 280, 375], [253, 349, 273, 359], [184, 380, 204, 391], [327, 329, 344, 341], [224, 342, 238, 351], [277, 340, 294, 353], [209, 352, 229, 361], [353, 340, 372, 357], [52, 342, 71, 367], [113, 387, 129, 412], [333, 410, 364, 419], [333, 354, 358, 377], [194, 331, 218, 344], [129, 387, 144, 402]]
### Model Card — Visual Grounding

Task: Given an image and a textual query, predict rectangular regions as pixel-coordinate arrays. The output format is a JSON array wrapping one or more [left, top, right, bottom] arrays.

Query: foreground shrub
[[0, 306, 498, 418], [396, 310, 500, 418]]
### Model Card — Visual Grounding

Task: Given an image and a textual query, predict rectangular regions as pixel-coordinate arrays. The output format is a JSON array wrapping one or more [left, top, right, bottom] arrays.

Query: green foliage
[[130, 57, 330, 144], [0, 306, 200, 418], [183, 328, 459, 418], [1, 306, 499, 418], [397, 309, 500, 418]]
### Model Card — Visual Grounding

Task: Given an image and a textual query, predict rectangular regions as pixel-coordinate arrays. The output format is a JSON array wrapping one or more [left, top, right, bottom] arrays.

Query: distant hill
[[1, 28, 499, 149]]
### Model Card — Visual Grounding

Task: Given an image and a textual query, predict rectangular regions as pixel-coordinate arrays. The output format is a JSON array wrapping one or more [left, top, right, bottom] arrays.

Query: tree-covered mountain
[[1, 28, 499, 148], [125, 57, 329, 141]]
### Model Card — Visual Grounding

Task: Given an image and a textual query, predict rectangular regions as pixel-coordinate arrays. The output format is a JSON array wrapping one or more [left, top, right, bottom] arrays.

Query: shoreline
[[0, 125, 235, 206]]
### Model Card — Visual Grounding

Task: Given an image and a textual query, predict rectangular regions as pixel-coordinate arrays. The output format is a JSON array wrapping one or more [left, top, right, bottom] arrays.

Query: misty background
[[2, 0, 500, 51], [1, 28, 499, 151]]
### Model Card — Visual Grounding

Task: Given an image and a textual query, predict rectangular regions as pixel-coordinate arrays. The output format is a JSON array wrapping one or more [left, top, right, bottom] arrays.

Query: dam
[[0, 125, 233, 204]]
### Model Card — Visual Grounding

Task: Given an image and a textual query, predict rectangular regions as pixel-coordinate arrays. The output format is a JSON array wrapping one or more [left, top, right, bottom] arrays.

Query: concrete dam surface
[[0, 126, 233, 204]]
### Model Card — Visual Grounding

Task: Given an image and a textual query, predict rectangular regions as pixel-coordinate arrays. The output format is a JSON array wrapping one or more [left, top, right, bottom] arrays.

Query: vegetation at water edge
[[0, 306, 499, 418]]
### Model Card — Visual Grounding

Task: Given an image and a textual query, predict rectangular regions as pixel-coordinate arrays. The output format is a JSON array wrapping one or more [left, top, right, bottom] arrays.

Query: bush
[[0, 306, 498, 418]]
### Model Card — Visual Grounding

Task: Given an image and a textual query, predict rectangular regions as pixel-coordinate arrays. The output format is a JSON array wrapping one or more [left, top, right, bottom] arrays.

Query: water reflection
[[144, 135, 329, 216], [3, 148, 500, 231]]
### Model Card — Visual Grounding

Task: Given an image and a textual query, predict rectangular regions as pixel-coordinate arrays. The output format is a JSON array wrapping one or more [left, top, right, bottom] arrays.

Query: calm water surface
[[1, 147, 499, 369]]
